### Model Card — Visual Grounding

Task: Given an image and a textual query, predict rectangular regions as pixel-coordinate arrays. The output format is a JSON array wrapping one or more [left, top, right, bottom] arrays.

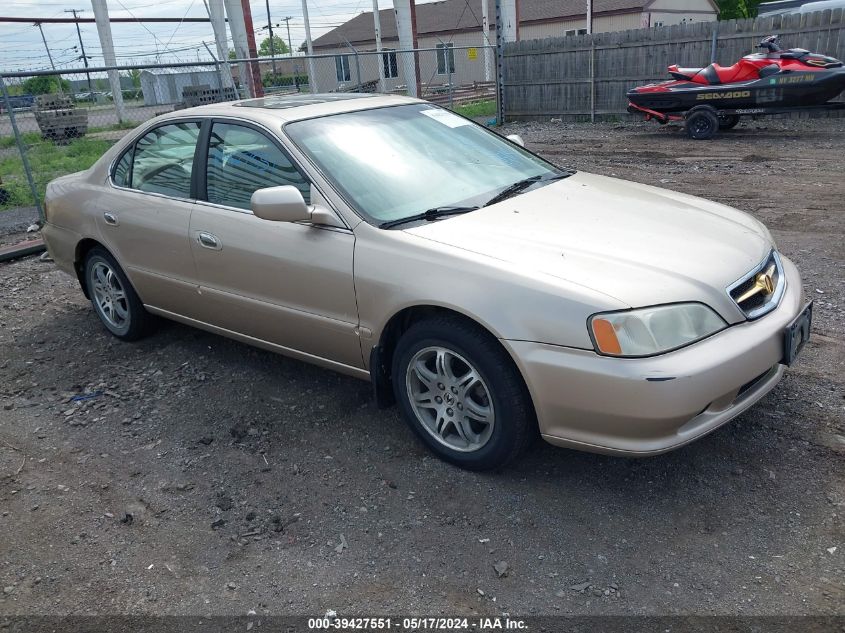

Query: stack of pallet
[[33, 94, 88, 141]]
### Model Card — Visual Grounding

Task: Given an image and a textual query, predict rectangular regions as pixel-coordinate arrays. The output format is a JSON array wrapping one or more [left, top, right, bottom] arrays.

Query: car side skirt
[[144, 306, 372, 381]]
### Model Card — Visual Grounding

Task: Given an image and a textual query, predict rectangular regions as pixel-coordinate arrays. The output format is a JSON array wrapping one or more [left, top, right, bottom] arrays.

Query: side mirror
[[251, 185, 310, 222], [507, 134, 525, 148]]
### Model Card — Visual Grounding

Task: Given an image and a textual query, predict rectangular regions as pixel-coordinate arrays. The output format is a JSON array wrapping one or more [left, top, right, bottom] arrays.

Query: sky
[[0, 0, 425, 72]]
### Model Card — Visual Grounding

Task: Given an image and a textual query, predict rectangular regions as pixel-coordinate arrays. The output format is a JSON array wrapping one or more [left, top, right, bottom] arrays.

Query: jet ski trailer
[[627, 35, 845, 139]]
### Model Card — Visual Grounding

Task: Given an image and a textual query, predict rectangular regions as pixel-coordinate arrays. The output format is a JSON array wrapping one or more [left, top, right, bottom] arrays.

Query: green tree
[[21, 75, 71, 95], [228, 36, 289, 59], [717, 0, 763, 19], [124, 68, 141, 89], [259, 35, 289, 56]]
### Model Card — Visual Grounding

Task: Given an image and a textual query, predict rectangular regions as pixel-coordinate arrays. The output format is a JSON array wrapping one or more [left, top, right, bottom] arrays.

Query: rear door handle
[[197, 231, 222, 250], [103, 212, 118, 226]]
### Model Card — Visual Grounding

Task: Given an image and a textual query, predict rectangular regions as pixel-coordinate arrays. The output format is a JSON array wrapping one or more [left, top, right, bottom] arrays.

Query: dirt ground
[[0, 118, 843, 619]]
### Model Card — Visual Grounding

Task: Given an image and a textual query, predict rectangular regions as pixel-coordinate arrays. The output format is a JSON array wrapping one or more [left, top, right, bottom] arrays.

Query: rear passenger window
[[112, 149, 132, 187], [131, 122, 200, 198], [206, 122, 310, 210]]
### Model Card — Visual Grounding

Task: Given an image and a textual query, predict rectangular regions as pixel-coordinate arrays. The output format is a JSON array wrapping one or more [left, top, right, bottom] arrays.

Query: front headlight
[[589, 303, 727, 357]]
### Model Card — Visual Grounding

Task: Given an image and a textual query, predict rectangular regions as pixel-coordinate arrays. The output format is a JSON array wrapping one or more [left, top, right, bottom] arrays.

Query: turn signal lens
[[589, 303, 726, 357], [591, 318, 622, 355]]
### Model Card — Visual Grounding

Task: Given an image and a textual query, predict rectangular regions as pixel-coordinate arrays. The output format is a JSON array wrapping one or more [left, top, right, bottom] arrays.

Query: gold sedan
[[41, 94, 812, 470]]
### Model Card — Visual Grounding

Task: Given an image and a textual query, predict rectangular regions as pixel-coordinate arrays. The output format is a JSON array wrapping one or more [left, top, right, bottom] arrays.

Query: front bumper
[[504, 254, 805, 456]]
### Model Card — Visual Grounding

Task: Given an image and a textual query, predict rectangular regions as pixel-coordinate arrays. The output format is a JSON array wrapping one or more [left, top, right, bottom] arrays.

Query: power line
[[162, 0, 197, 51], [1, 1, 372, 70], [112, 0, 178, 62], [65, 9, 94, 92]]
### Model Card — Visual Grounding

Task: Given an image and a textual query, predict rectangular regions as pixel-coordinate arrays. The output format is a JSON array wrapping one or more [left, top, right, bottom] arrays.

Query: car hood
[[403, 171, 772, 323]]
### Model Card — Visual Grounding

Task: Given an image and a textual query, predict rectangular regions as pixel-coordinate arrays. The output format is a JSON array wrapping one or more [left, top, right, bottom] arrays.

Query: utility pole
[[282, 16, 296, 89], [224, 0, 258, 97], [66, 9, 93, 94], [481, 0, 492, 81], [587, 0, 594, 122], [205, 0, 236, 91], [34, 23, 56, 70], [499, 0, 517, 42], [394, 0, 420, 97], [224, 0, 246, 92], [265, 0, 277, 74], [302, 0, 318, 93], [283, 16, 293, 59], [240, 0, 264, 97], [372, 0, 384, 92], [495, 0, 503, 124], [91, 0, 127, 122]]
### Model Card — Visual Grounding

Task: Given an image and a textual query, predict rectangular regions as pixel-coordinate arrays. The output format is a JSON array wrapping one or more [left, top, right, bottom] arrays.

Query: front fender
[[352, 223, 626, 351]]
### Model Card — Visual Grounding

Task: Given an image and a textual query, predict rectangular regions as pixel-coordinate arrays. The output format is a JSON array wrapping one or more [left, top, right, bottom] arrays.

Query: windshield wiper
[[484, 172, 570, 208], [379, 205, 479, 229], [377, 171, 570, 229]]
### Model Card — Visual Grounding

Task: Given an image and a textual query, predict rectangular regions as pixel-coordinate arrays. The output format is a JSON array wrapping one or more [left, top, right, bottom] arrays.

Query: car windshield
[[285, 104, 564, 225]]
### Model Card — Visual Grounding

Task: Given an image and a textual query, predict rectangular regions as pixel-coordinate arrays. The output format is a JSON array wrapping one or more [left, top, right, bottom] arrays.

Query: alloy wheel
[[691, 117, 713, 136], [90, 260, 130, 333], [405, 346, 495, 452]]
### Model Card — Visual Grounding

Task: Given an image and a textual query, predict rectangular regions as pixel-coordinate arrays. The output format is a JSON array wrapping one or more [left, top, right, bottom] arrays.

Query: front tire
[[686, 109, 719, 140], [391, 316, 535, 470], [84, 248, 152, 341]]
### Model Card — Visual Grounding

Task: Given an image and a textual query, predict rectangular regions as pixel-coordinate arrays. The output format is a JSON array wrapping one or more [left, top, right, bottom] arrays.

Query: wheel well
[[370, 306, 509, 407], [74, 238, 106, 298]]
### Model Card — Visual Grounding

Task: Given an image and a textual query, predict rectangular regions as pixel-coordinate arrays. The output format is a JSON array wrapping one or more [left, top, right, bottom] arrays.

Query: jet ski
[[628, 35, 845, 113]]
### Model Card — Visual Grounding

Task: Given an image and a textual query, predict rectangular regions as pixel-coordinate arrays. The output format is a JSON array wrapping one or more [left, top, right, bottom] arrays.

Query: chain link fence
[[0, 45, 498, 217]]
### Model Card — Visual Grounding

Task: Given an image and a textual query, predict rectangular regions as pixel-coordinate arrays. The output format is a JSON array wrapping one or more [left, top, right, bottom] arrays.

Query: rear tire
[[718, 114, 740, 130], [391, 316, 535, 470], [84, 248, 153, 341], [686, 109, 719, 140]]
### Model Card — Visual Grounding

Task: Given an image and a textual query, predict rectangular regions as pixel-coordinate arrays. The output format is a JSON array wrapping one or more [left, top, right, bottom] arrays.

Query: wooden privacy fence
[[502, 8, 845, 120]]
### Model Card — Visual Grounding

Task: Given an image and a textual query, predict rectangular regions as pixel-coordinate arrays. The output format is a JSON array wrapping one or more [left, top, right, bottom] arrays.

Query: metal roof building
[[139, 66, 224, 106]]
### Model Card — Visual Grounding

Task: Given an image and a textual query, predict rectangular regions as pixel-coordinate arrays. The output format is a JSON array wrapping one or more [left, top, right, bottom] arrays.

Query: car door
[[188, 119, 362, 369], [98, 120, 201, 317]]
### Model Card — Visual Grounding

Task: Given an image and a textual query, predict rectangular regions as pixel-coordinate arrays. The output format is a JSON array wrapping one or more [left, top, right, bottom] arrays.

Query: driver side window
[[205, 122, 310, 211], [130, 122, 201, 198]]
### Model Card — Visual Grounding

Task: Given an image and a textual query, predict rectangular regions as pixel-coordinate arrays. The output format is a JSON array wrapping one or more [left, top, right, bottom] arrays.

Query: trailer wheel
[[686, 109, 719, 140], [718, 114, 740, 130]]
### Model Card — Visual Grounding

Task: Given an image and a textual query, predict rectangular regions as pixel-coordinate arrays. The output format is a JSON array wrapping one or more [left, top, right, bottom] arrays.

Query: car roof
[[158, 93, 422, 125]]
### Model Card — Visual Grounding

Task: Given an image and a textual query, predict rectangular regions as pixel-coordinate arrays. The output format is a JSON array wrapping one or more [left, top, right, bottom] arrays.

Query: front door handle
[[197, 231, 222, 250], [103, 212, 118, 226]]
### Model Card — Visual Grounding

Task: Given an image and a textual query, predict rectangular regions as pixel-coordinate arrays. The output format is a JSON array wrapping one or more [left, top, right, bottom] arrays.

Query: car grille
[[727, 251, 785, 319]]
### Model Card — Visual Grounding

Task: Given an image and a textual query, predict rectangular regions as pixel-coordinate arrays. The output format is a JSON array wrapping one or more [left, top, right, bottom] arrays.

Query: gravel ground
[[0, 118, 843, 618], [0, 208, 39, 248]]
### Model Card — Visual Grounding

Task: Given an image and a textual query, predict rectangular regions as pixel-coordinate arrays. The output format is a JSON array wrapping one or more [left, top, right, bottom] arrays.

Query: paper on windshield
[[420, 108, 472, 128]]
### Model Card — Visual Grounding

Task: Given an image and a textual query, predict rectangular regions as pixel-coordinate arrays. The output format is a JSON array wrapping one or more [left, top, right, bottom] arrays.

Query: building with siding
[[310, 0, 719, 92]]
